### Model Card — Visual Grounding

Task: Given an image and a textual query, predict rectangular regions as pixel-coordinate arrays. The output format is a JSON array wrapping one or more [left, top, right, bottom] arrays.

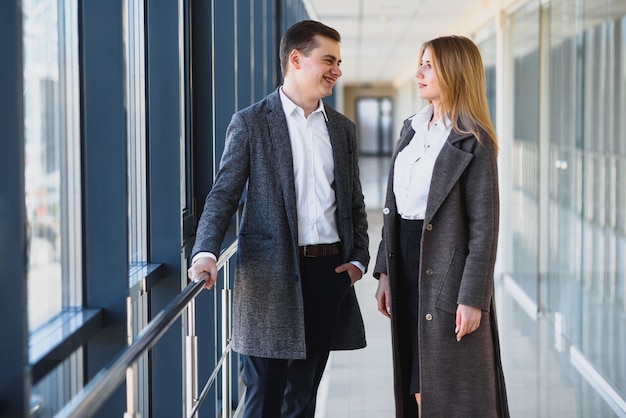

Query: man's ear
[[289, 49, 301, 70]]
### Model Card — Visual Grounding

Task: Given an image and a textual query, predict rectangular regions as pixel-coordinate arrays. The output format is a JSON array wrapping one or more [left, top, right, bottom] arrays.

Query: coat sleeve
[[346, 121, 370, 270], [373, 235, 387, 278], [191, 112, 251, 259], [457, 137, 499, 311]]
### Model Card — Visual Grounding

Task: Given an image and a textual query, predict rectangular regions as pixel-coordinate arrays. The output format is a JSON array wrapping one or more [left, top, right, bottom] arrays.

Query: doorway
[[355, 97, 393, 156]]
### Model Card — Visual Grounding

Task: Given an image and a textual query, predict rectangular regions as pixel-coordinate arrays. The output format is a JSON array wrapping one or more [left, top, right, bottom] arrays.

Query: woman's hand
[[455, 303, 482, 341], [375, 273, 392, 318]]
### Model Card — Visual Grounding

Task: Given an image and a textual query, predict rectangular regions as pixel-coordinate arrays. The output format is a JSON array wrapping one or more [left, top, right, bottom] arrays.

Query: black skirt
[[397, 217, 423, 394]]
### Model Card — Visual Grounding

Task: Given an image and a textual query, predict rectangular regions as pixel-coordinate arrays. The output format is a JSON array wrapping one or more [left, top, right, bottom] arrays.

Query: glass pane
[[579, 9, 626, 401], [356, 98, 382, 155], [477, 33, 497, 126], [125, 0, 148, 270], [511, 2, 541, 303], [356, 97, 394, 156], [380, 98, 393, 155], [124, 2, 150, 415], [547, 0, 585, 348], [24, 0, 81, 331], [548, 0, 626, 408]]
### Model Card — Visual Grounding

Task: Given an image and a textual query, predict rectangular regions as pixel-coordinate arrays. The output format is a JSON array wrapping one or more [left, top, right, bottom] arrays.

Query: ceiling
[[306, 0, 492, 86]]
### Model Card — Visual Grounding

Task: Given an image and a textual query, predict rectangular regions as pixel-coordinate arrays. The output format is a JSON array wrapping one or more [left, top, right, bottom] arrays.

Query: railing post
[[124, 365, 141, 418], [186, 298, 199, 417], [125, 296, 141, 418], [221, 262, 232, 418]]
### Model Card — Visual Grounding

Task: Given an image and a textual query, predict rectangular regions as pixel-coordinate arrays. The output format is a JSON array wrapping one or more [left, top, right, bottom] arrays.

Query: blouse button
[[425, 313, 433, 321]]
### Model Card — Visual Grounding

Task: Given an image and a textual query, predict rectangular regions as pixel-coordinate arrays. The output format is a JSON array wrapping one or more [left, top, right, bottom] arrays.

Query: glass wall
[[23, 0, 83, 415], [547, 0, 626, 403], [511, 1, 541, 303], [124, 0, 150, 414], [547, 0, 586, 349], [510, 0, 626, 414], [578, 1, 626, 402], [23, 0, 81, 331]]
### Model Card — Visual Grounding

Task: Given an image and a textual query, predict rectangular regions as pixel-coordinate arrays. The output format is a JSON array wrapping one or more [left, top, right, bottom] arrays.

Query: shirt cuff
[[350, 261, 366, 275], [192, 252, 217, 265]]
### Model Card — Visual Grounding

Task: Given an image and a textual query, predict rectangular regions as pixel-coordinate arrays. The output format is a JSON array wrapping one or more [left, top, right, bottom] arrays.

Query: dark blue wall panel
[[79, 0, 128, 416], [0, 2, 29, 417], [146, 0, 186, 416]]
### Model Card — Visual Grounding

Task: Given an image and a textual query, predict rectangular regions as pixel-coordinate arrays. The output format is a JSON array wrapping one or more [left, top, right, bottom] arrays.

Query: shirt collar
[[279, 87, 328, 121], [410, 104, 451, 131]]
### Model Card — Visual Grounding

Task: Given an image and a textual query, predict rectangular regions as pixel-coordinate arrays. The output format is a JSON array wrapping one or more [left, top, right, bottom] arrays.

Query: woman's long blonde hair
[[419, 35, 498, 153]]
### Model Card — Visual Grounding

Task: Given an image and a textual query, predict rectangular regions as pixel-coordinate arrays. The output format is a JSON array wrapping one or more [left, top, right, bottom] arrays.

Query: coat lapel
[[265, 91, 299, 246], [325, 107, 349, 208], [394, 121, 415, 156], [424, 131, 473, 223]]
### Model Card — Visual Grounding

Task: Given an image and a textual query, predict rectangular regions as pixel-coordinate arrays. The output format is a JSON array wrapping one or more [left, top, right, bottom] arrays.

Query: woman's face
[[415, 47, 441, 104]]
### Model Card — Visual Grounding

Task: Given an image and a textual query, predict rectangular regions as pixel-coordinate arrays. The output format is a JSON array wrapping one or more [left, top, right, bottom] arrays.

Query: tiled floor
[[315, 156, 626, 418]]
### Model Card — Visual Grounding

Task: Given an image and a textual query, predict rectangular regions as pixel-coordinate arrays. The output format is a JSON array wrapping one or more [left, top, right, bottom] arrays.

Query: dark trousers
[[397, 218, 423, 395], [241, 253, 351, 418], [395, 218, 423, 418]]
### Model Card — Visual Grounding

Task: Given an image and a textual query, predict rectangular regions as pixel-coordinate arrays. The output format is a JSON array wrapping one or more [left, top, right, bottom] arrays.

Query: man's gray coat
[[192, 89, 369, 359], [375, 117, 509, 417]]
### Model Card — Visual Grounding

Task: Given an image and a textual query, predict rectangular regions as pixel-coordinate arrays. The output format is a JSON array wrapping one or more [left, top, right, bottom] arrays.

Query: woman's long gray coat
[[374, 118, 509, 418]]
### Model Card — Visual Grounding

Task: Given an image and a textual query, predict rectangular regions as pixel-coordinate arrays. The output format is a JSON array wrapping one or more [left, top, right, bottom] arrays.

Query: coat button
[[425, 313, 433, 321], [425, 268, 434, 275], [425, 223, 433, 231], [388, 252, 394, 258], [383, 208, 390, 215]]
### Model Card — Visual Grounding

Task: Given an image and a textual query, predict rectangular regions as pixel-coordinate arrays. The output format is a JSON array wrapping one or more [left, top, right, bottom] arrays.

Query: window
[[510, 1, 541, 303], [24, 0, 81, 332], [125, 0, 148, 271]]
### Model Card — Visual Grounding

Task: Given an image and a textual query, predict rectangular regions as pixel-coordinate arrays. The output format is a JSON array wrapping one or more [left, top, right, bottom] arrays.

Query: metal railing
[[54, 240, 240, 418]]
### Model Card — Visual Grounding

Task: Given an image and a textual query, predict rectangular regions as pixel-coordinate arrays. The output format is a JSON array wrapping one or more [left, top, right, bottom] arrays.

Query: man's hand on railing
[[188, 256, 218, 289]]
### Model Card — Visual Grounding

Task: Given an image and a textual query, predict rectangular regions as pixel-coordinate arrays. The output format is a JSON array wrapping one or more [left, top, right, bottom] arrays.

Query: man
[[188, 20, 369, 418]]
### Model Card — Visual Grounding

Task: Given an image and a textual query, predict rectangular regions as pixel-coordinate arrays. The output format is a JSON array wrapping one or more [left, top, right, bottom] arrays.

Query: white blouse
[[393, 105, 452, 220]]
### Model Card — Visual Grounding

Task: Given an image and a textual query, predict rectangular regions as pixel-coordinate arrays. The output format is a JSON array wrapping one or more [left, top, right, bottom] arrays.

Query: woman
[[374, 35, 509, 418]]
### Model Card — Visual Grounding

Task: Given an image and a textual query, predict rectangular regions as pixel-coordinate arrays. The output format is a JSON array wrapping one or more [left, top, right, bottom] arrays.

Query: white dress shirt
[[279, 88, 340, 246], [394, 105, 452, 220]]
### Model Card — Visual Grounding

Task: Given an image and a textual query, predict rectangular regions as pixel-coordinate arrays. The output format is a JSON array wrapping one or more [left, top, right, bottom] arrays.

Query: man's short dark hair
[[279, 20, 341, 76]]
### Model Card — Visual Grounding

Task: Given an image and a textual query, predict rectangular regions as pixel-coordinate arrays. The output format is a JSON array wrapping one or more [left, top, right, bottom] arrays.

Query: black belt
[[298, 243, 341, 257]]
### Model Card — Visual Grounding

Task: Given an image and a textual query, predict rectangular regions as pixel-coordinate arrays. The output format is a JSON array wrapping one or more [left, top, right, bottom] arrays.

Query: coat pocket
[[237, 232, 274, 267], [434, 249, 467, 314]]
